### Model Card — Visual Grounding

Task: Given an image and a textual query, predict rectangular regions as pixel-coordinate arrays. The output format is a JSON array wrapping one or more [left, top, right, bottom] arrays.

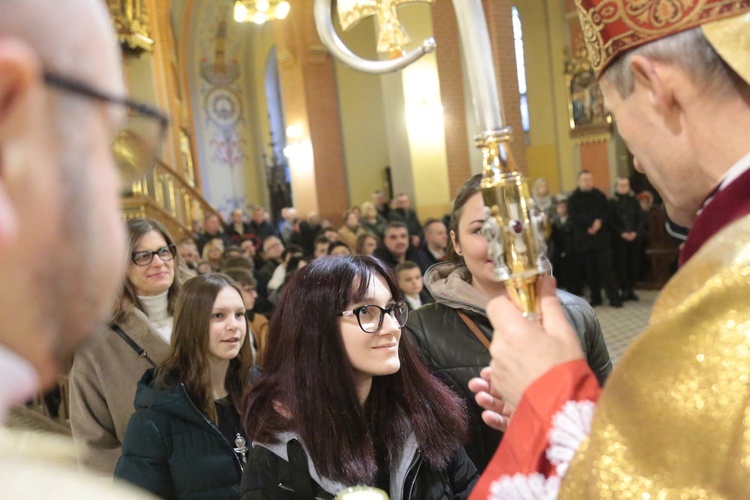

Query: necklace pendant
[[234, 433, 248, 464]]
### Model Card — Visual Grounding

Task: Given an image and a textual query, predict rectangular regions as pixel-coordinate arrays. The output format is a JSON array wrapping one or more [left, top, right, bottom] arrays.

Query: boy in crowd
[[395, 261, 434, 311]]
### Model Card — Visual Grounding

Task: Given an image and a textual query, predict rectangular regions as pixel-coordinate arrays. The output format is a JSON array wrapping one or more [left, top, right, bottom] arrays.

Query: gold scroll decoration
[[107, 0, 155, 55], [337, 0, 435, 55]]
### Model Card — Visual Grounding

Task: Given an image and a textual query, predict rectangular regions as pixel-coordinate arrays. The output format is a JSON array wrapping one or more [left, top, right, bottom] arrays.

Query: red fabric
[[470, 360, 601, 499], [576, 0, 750, 78], [680, 166, 750, 266]]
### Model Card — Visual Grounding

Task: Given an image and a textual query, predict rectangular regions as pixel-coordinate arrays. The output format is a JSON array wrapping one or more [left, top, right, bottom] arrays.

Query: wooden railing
[[122, 159, 224, 240], [11, 376, 72, 435]]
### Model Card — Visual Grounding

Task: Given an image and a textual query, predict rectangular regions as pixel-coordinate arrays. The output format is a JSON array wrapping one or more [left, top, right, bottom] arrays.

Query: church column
[[273, 0, 348, 225], [149, 0, 183, 173], [432, 0, 473, 198], [380, 4, 452, 220], [564, 0, 612, 191]]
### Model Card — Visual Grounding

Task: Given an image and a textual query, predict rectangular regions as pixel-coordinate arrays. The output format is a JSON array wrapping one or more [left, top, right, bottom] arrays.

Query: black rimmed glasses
[[43, 71, 169, 185], [337, 300, 409, 333], [131, 244, 177, 266]]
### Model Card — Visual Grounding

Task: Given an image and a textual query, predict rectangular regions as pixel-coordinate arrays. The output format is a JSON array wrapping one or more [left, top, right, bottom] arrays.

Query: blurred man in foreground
[[0, 0, 162, 496]]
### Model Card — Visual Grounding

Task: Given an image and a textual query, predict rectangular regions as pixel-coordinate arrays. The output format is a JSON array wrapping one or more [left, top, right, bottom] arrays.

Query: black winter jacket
[[114, 369, 245, 499], [404, 262, 612, 472], [568, 187, 615, 251], [610, 191, 646, 237], [240, 432, 478, 499]]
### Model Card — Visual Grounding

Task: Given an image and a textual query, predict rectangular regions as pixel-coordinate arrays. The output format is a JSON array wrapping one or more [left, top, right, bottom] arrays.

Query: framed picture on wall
[[564, 48, 612, 143]]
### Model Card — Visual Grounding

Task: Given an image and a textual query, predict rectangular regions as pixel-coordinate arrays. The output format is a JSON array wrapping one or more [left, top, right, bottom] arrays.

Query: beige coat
[[337, 224, 366, 251], [249, 312, 269, 367], [69, 307, 170, 476]]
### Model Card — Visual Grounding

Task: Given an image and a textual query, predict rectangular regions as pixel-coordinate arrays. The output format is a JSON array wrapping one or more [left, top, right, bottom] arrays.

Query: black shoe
[[624, 290, 640, 301], [589, 298, 603, 307], [609, 300, 624, 308]]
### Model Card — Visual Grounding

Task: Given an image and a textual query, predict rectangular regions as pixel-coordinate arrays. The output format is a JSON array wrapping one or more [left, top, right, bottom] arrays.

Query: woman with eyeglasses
[[115, 273, 253, 498], [240, 255, 478, 499], [70, 217, 181, 476], [202, 237, 225, 272]]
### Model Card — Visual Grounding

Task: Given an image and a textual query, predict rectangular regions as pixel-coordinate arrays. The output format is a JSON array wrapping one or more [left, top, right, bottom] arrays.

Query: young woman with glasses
[[240, 255, 478, 499], [115, 273, 253, 498], [70, 217, 181, 475]]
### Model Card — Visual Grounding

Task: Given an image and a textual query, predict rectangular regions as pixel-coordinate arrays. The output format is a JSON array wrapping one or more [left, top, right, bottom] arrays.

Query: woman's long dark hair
[[157, 274, 253, 422], [242, 255, 467, 484]]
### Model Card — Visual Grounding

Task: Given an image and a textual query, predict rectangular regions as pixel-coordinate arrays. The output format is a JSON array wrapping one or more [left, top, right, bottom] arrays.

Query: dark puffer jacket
[[114, 369, 244, 499], [240, 432, 477, 499], [404, 262, 612, 472]]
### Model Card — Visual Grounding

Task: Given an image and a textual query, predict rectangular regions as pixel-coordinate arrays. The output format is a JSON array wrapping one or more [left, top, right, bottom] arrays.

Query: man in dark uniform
[[610, 177, 645, 300], [568, 170, 622, 307]]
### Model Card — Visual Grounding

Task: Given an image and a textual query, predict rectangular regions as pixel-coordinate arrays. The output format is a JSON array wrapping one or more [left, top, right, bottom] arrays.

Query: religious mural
[[193, 5, 250, 217], [564, 47, 612, 143]]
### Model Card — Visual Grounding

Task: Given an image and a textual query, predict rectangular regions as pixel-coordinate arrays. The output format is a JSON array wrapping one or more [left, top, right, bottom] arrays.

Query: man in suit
[[417, 218, 448, 272], [374, 222, 430, 272], [388, 193, 424, 248], [568, 170, 622, 307]]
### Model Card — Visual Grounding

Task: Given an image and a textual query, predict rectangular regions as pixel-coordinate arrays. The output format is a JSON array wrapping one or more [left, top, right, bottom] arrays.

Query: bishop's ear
[[629, 54, 678, 118]]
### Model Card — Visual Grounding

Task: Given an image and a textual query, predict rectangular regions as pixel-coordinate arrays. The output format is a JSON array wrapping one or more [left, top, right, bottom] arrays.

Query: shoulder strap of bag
[[456, 310, 491, 351], [110, 323, 157, 367]]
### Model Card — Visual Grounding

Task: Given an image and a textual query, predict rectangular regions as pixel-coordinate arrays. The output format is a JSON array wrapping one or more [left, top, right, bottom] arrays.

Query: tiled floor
[[592, 289, 658, 364]]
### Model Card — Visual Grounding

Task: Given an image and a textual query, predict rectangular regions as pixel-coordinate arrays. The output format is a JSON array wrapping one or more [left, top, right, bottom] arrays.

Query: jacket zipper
[[180, 384, 245, 473], [276, 482, 328, 500], [405, 451, 423, 499]]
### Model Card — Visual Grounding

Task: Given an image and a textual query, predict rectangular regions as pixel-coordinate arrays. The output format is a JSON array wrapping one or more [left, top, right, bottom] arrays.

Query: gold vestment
[[562, 214, 750, 497]]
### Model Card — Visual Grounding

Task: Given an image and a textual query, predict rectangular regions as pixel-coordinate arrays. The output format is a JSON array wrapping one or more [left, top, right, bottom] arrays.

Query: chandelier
[[233, 0, 291, 24]]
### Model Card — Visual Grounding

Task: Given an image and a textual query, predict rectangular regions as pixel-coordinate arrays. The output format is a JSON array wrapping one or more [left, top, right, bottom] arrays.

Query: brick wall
[[433, 0, 529, 196], [433, 0, 472, 199], [484, 0, 529, 173]]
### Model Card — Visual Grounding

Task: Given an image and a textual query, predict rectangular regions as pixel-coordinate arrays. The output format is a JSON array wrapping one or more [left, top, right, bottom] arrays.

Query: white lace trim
[[488, 400, 595, 500]]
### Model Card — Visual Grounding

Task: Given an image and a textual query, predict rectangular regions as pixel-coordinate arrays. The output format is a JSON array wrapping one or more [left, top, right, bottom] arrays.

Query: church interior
[[10, 0, 666, 437], [114, 0, 634, 234]]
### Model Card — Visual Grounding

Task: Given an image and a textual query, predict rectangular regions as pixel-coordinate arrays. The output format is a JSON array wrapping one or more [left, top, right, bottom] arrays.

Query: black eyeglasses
[[43, 71, 169, 184], [131, 244, 177, 266], [337, 300, 409, 334]]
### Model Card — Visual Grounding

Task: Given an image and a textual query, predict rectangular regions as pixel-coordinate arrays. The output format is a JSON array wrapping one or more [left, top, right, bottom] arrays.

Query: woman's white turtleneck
[[138, 291, 173, 344]]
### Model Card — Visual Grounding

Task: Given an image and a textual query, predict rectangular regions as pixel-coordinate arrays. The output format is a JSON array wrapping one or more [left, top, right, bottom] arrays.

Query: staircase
[[122, 159, 224, 241]]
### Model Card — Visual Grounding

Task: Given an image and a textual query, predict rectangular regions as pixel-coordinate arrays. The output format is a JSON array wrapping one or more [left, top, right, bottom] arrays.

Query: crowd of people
[[534, 172, 669, 308], [178, 171, 669, 323], [66, 172, 668, 498], [173, 190, 451, 323], [64, 167, 617, 498]]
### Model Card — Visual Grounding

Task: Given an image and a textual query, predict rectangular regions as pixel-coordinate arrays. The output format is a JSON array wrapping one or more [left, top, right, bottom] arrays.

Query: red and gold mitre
[[575, 0, 750, 81]]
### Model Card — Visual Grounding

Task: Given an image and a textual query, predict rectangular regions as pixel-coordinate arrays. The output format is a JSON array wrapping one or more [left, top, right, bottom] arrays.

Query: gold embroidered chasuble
[[562, 214, 750, 497]]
